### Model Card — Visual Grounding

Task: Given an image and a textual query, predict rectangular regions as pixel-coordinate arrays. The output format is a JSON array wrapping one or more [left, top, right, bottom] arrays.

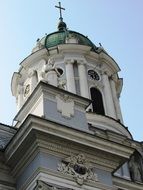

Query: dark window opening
[[57, 68, 63, 76], [90, 87, 105, 115], [73, 61, 80, 95]]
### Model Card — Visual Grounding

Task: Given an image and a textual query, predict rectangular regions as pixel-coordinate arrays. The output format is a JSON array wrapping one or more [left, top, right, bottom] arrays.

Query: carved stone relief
[[56, 95, 74, 118], [58, 79, 66, 90], [40, 58, 60, 86], [58, 154, 98, 185], [24, 84, 30, 97]]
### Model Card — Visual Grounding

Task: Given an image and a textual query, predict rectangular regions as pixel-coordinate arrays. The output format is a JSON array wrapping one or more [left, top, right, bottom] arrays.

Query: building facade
[[0, 3, 143, 190]]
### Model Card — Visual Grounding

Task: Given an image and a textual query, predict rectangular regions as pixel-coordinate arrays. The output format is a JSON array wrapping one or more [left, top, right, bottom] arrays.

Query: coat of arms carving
[[58, 154, 98, 185]]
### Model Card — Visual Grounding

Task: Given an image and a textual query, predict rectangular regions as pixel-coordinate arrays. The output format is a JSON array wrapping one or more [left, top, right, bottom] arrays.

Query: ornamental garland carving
[[58, 154, 98, 185]]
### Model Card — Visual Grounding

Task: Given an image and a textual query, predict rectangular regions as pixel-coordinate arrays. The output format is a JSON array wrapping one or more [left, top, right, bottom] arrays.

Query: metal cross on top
[[55, 2, 65, 21]]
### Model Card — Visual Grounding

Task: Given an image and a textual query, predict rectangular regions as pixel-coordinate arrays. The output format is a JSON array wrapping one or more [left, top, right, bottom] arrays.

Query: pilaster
[[28, 69, 38, 92], [77, 60, 89, 98], [102, 72, 116, 119], [110, 76, 123, 123], [65, 60, 76, 94], [17, 84, 23, 110]]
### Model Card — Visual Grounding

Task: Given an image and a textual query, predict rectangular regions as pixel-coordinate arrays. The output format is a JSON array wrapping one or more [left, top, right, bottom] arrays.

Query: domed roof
[[39, 29, 97, 51]]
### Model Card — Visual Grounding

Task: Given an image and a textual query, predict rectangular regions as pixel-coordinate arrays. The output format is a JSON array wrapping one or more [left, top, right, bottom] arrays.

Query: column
[[110, 77, 123, 123], [78, 61, 89, 98], [17, 84, 23, 111], [102, 73, 116, 119], [65, 60, 76, 94]]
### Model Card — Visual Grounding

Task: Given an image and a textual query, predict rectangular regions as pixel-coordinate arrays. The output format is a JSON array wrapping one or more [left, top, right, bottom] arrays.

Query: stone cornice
[[14, 81, 91, 124], [0, 183, 15, 190], [86, 112, 132, 138], [23, 167, 117, 190], [113, 176, 143, 190], [98, 52, 120, 73], [58, 44, 91, 54], [20, 48, 48, 69], [5, 115, 135, 174], [87, 51, 120, 75]]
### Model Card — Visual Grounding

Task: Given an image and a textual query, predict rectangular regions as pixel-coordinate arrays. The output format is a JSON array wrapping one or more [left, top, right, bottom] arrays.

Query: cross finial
[[55, 2, 65, 21]]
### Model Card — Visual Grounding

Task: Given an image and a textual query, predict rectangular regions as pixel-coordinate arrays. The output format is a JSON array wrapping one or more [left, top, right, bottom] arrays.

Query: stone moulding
[[58, 154, 98, 185], [35, 180, 74, 190]]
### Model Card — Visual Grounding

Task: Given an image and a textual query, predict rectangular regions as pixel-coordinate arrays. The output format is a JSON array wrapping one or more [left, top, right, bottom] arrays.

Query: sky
[[0, 0, 143, 141]]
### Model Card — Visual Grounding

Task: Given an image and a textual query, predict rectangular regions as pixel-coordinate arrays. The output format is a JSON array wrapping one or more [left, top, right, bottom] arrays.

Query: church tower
[[0, 2, 143, 190], [11, 3, 125, 135]]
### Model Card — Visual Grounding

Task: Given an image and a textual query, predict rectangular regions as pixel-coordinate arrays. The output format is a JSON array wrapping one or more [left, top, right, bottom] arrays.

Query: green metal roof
[[40, 30, 97, 51]]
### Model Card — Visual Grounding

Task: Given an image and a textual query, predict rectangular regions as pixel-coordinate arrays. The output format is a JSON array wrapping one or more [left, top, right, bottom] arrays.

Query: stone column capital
[[102, 71, 108, 75], [101, 72, 109, 80], [77, 59, 87, 65], [28, 69, 37, 78], [110, 74, 117, 82], [64, 59, 74, 64]]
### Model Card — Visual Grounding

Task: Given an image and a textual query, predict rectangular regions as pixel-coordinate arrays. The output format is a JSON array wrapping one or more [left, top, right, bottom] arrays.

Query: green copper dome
[[40, 30, 97, 51]]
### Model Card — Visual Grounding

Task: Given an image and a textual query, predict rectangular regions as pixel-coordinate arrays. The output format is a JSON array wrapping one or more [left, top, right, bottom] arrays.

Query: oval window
[[57, 68, 64, 76], [88, 70, 100, 81]]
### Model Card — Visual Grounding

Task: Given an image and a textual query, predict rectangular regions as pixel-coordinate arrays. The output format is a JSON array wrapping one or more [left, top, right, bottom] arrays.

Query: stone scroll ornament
[[58, 154, 98, 185]]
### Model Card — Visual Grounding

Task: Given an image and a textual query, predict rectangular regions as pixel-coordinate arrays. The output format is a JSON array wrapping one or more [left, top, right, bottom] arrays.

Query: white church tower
[[0, 2, 143, 190], [11, 3, 125, 133]]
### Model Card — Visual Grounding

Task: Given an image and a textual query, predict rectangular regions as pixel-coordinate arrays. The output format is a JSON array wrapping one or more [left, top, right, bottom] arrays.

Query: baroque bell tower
[[11, 2, 125, 133], [4, 2, 143, 190]]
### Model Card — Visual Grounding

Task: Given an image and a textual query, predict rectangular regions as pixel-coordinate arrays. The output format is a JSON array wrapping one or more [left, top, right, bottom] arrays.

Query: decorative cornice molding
[[35, 180, 73, 190], [5, 115, 135, 180], [86, 112, 132, 138], [58, 44, 91, 55], [23, 167, 116, 190], [113, 176, 143, 190], [14, 81, 91, 123]]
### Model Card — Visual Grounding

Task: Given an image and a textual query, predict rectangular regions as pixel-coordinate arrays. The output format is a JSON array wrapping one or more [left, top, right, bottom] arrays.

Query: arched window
[[90, 87, 105, 115]]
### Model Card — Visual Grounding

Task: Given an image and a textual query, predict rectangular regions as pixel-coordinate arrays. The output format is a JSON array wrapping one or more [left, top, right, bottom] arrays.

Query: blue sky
[[0, 0, 142, 141]]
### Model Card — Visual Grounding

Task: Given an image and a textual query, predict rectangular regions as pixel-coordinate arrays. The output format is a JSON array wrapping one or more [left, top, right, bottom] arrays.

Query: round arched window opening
[[57, 68, 64, 76], [90, 87, 105, 115]]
